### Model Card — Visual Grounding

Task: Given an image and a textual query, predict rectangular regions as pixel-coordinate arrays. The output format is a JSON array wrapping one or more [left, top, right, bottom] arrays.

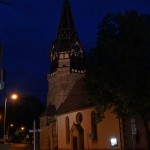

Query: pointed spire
[[50, 0, 85, 73], [55, 0, 78, 52]]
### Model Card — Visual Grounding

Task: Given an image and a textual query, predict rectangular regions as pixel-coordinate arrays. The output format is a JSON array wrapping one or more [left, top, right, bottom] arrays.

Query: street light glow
[[10, 124, 14, 127], [11, 94, 18, 100], [21, 127, 25, 130]]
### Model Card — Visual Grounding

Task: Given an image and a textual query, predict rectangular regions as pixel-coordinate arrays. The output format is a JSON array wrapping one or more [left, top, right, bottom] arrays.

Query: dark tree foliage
[[5, 96, 45, 142], [86, 10, 150, 122]]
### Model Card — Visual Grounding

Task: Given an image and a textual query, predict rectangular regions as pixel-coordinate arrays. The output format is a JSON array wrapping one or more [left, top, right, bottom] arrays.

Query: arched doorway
[[70, 123, 84, 150]]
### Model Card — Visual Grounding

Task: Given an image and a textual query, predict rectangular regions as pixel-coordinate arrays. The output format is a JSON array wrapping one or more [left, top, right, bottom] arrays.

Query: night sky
[[0, 0, 150, 105]]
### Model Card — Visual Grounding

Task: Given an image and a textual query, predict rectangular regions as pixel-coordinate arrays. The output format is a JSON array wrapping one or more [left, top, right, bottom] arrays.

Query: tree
[[6, 96, 45, 142], [85, 10, 150, 147]]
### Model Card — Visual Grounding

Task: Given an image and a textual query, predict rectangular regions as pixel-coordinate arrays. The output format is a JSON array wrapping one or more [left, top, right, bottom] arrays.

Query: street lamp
[[7, 123, 14, 139], [21, 126, 25, 131], [3, 93, 18, 139]]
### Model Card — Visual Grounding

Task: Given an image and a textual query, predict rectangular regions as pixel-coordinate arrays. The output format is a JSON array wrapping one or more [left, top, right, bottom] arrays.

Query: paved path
[[9, 143, 34, 150]]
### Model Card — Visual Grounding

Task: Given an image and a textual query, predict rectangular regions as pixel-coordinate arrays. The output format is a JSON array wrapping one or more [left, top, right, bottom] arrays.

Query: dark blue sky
[[0, 0, 150, 105]]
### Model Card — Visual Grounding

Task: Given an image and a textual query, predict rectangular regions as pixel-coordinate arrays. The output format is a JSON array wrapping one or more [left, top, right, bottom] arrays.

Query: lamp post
[[3, 94, 18, 139], [3, 97, 7, 139]]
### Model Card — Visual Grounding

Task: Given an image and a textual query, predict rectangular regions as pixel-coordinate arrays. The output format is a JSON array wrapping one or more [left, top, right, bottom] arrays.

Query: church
[[40, 0, 148, 150], [40, 0, 121, 149]]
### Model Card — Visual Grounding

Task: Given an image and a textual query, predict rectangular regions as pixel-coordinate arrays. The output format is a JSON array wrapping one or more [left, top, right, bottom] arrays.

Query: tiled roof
[[40, 105, 56, 117], [55, 0, 78, 52], [57, 78, 92, 115]]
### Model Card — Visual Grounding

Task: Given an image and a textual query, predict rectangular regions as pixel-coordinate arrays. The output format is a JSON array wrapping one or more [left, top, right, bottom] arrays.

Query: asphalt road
[[9, 143, 34, 150]]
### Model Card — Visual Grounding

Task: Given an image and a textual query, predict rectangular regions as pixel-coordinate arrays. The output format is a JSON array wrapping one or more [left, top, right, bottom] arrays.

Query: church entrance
[[73, 137, 78, 150], [70, 123, 84, 150]]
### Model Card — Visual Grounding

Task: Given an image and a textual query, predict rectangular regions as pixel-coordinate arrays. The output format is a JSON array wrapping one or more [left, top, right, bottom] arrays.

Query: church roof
[[57, 78, 92, 115], [52, 0, 79, 52], [40, 104, 56, 117]]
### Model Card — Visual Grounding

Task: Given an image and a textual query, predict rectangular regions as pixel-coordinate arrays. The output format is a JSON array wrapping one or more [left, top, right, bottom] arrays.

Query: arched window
[[76, 112, 83, 124], [91, 111, 98, 140], [65, 116, 70, 143]]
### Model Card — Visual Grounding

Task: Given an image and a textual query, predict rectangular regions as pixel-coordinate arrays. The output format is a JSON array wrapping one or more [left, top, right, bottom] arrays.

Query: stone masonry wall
[[47, 67, 85, 109]]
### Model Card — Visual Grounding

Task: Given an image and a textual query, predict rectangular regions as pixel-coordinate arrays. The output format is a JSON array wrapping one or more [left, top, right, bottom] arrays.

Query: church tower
[[50, 0, 78, 72], [47, 0, 86, 109], [40, 0, 86, 149]]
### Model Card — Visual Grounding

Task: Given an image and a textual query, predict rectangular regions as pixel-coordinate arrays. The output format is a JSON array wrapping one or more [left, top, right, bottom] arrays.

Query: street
[[9, 143, 34, 150]]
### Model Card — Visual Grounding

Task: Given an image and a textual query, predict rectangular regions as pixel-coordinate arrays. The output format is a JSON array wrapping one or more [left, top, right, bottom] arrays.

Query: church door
[[73, 137, 78, 150], [70, 123, 84, 150]]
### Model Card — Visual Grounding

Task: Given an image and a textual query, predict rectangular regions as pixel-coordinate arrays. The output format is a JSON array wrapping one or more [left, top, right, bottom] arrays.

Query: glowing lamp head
[[11, 94, 18, 100], [21, 127, 25, 130], [10, 124, 14, 127]]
